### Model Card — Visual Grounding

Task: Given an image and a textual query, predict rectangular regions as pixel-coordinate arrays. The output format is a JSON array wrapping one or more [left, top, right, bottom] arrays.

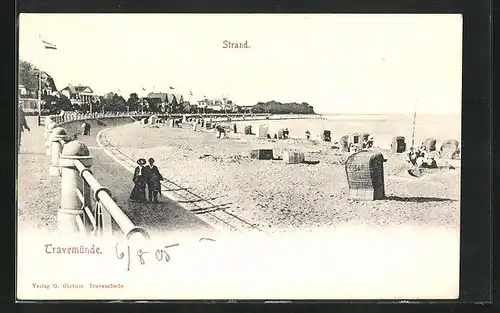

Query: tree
[[251, 101, 315, 114], [19, 60, 39, 97], [102, 92, 127, 112], [126, 93, 140, 111]]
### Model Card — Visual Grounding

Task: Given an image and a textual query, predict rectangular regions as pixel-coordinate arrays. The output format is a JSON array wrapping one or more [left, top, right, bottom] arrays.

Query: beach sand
[[104, 115, 460, 233]]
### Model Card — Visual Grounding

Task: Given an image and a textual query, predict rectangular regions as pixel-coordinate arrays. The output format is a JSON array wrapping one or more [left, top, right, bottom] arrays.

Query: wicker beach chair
[[440, 139, 460, 159], [340, 135, 349, 152], [424, 138, 437, 152], [345, 151, 386, 201], [391, 136, 407, 153], [277, 128, 285, 140], [321, 130, 331, 142]]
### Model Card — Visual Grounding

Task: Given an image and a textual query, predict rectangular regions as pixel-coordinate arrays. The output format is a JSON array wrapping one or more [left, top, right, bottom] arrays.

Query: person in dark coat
[[129, 158, 147, 203], [84, 122, 91, 135], [18, 108, 30, 151], [81, 121, 91, 135], [144, 157, 164, 204]]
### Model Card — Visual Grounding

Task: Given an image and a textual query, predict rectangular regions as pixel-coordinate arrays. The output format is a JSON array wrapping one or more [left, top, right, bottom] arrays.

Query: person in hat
[[144, 157, 164, 204], [129, 158, 147, 203], [81, 121, 91, 135], [305, 130, 311, 140]]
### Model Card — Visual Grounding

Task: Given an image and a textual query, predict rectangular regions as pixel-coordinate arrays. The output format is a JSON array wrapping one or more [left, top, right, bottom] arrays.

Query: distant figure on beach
[[273, 133, 277, 139], [305, 130, 310, 140], [407, 147, 418, 165], [216, 125, 226, 138], [416, 146, 427, 167], [283, 128, 289, 139], [129, 158, 147, 203], [144, 158, 164, 204], [81, 121, 91, 135], [18, 107, 30, 151]]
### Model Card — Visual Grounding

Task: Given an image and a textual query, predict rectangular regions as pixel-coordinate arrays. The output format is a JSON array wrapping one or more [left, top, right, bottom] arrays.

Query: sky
[[18, 14, 463, 114]]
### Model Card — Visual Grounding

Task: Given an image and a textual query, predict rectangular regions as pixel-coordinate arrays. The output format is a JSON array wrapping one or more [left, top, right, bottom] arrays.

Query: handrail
[[74, 160, 150, 240], [45, 111, 322, 237], [41, 111, 296, 126]]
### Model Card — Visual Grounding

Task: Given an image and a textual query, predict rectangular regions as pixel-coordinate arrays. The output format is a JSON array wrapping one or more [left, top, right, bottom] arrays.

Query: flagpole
[[37, 35, 43, 125], [411, 108, 417, 148], [37, 68, 42, 125]]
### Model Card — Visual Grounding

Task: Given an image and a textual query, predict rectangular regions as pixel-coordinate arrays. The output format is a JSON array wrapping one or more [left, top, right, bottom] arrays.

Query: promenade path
[[18, 117, 60, 231], [17, 116, 214, 237]]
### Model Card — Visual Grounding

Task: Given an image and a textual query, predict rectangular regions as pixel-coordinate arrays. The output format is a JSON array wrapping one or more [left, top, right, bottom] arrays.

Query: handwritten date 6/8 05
[[115, 237, 216, 271]]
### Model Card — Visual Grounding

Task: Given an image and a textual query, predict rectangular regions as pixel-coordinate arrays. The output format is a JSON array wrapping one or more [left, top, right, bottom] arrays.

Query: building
[[18, 85, 28, 97], [60, 84, 94, 105], [145, 92, 183, 105], [40, 72, 58, 97], [144, 92, 186, 112]]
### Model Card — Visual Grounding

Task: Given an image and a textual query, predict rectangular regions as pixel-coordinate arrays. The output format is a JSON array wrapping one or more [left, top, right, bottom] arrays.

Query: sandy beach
[[103, 114, 461, 233]]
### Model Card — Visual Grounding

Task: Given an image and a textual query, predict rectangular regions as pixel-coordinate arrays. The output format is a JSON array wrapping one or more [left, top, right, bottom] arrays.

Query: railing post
[[45, 122, 57, 155], [57, 141, 93, 233], [44, 117, 53, 141], [49, 127, 70, 177]]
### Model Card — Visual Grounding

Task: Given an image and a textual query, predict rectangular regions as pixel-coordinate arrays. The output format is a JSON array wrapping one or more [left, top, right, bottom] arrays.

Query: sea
[[234, 113, 461, 149]]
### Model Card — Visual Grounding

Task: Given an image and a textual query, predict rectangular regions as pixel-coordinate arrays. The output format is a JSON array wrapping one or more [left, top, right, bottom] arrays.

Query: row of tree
[[251, 101, 316, 114], [19, 60, 316, 115]]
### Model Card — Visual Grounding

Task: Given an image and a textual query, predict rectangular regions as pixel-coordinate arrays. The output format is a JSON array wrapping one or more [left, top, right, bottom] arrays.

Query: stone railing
[[43, 116, 150, 240], [40, 111, 324, 237], [40, 111, 321, 126]]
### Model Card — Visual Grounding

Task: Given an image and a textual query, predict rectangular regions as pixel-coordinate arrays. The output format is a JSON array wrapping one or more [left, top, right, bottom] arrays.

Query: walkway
[[17, 116, 215, 237], [17, 117, 60, 231]]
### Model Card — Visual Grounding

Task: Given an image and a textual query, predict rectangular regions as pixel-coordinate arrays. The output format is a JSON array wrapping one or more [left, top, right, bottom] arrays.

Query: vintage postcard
[[17, 13, 462, 300]]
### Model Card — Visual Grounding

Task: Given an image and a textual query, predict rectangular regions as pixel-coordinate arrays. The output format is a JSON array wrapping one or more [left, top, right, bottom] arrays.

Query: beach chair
[[440, 139, 460, 159], [345, 151, 386, 200], [321, 130, 331, 142], [277, 128, 285, 140], [424, 138, 437, 152], [391, 136, 407, 153], [340, 135, 349, 152]]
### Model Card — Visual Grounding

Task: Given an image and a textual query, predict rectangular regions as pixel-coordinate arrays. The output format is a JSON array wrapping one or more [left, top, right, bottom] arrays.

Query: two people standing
[[81, 121, 91, 135], [129, 157, 164, 204]]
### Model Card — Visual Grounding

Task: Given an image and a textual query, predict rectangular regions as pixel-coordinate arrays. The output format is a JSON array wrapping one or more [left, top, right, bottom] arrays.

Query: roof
[[74, 86, 93, 93], [61, 85, 93, 94], [146, 92, 181, 104]]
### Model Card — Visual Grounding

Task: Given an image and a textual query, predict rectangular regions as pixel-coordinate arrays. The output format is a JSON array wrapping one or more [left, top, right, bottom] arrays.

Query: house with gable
[[60, 84, 94, 106], [145, 92, 186, 113]]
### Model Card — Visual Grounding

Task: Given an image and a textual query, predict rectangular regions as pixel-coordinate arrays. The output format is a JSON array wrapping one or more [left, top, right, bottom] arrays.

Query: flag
[[190, 90, 193, 96], [169, 86, 175, 90], [142, 87, 146, 91], [41, 39, 57, 50]]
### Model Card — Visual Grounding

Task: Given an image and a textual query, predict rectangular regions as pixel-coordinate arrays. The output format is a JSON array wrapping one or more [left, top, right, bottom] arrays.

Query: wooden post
[[411, 111, 417, 148], [57, 141, 93, 233], [37, 69, 42, 126]]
